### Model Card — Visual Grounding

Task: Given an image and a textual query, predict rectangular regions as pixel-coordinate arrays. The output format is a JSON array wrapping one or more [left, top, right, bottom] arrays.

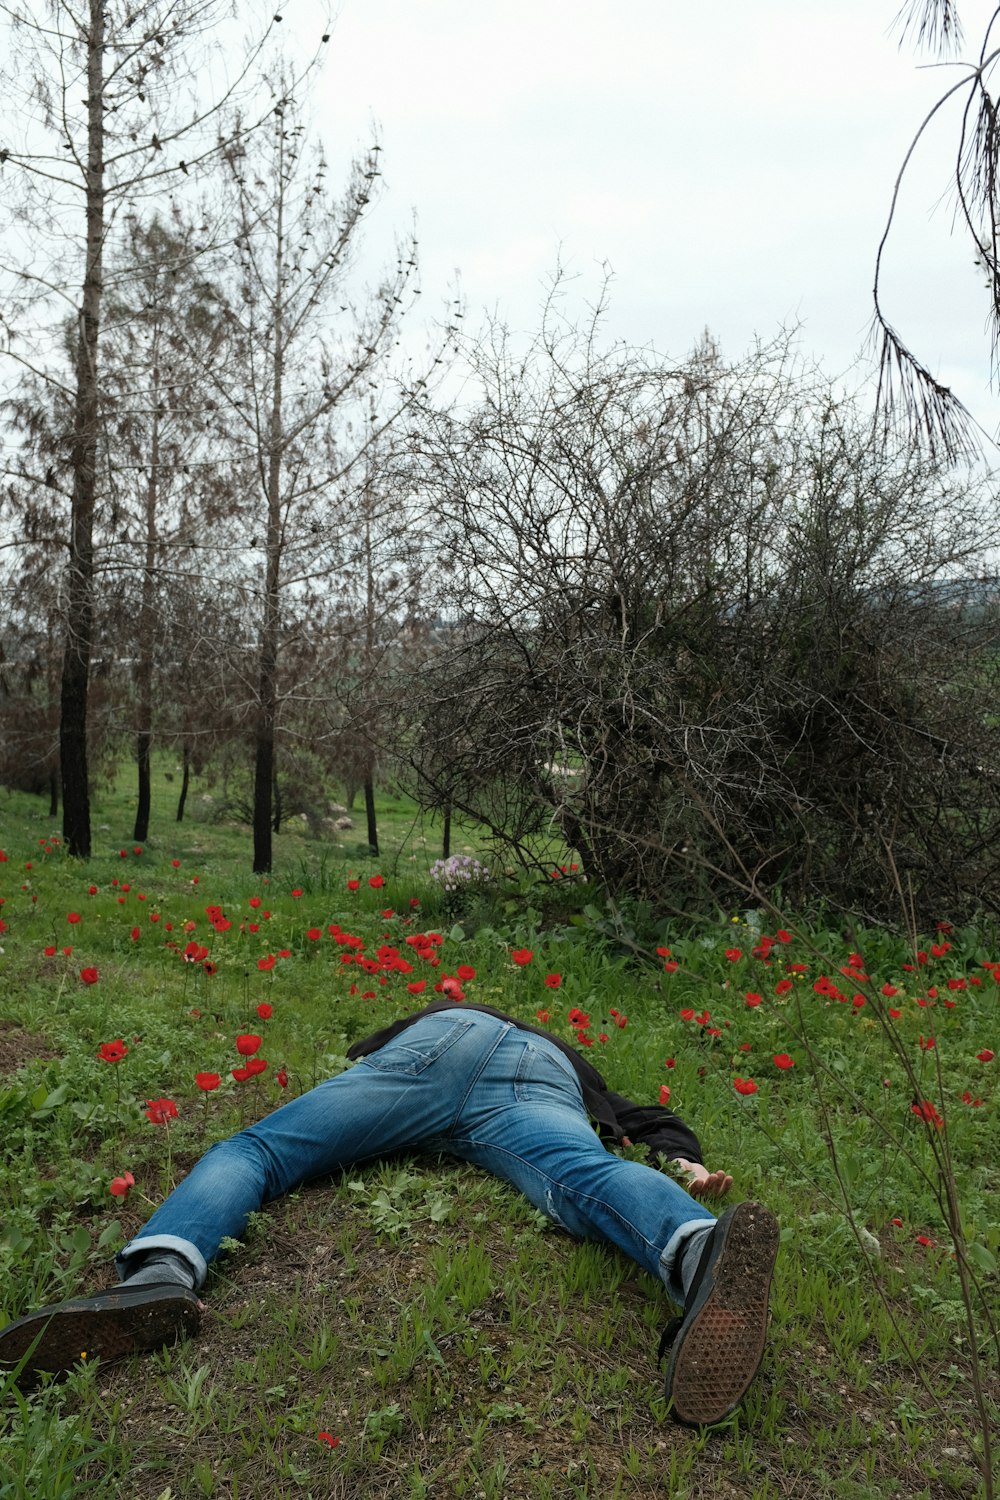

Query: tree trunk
[[133, 367, 160, 843], [176, 743, 190, 822], [251, 138, 287, 876], [59, 0, 105, 859], [272, 770, 282, 834], [442, 802, 451, 859], [48, 769, 59, 819], [364, 776, 379, 856]]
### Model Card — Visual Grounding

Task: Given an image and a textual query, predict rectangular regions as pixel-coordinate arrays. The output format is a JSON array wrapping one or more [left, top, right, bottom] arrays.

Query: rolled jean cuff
[[115, 1234, 208, 1290], [658, 1216, 715, 1305]]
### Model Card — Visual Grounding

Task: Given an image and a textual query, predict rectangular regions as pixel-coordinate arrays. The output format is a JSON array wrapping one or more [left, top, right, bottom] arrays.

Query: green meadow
[[0, 775, 996, 1500]]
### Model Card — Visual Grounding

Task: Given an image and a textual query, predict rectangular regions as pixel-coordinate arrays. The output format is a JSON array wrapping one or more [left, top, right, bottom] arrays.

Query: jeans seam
[[445, 1021, 514, 1135]]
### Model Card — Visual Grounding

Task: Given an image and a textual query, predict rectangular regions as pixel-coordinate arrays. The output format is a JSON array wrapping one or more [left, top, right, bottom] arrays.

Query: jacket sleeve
[[601, 1088, 705, 1167]]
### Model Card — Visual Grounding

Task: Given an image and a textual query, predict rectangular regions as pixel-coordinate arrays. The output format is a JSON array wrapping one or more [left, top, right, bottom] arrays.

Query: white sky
[[279, 0, 1000, 446]]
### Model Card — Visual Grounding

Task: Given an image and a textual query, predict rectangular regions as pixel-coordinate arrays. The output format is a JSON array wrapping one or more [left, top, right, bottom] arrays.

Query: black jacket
[[346, 1000, 704, 1166]]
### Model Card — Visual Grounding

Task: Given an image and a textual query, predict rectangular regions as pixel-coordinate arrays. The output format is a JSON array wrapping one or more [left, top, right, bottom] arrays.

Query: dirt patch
[[0, 1018, 58, 1077]]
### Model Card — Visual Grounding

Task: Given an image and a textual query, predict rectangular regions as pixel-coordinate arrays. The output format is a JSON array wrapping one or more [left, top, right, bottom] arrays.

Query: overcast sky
[[279, 0, 1000, 446]]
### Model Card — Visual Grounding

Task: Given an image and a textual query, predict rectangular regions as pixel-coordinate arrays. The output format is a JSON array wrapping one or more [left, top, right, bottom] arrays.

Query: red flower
[[745, 992, 763, 1008], [976, 1048, 994, 1062], [511, 948, 534, 966], [773, 1053, 794, 1070], [97, 1039, 128, 1063], [195, 1072, 221, 1092], [291, 888, 302, 898], [915, 1234, 935, 1248], [664, 1057, 675, 1069], [775, 979, 793, 995], [88, 885, 97, 896], [276, 1068, 289, 1088], [245, 1057, 268, 1076], [725, 948, 742, 962], [536, 1008, 550, 1024], [257, 954, 276, 971], [407, 980, 427, 993], [236, 1033, 262, 1056], [171, 859, 181, 868], [231, 1066, 250, 1083], [962, 1090, 983, 1106], [659, 1084, 671, 1106], [306, 927, 322, 941], [347, 879, 360, 891], [67, 911, 81, 924], [918, 1035, 935, 1051], [456, 964, 477, 981], [911, 1099, 944, 1129], [775, 929, 792, 943], [248, 896, 262, 909], [369, 874, 385, 889], [130, 926, 141, 942], [544, 973, 562, 989], [256, 1002, 273, 1019], [733, 1077, 758, 1096], [109, 1171, 135, 1199], [317, 1432, 341, 1449], [145, 1097, 178, 1125], [202, 960, 217, 977], [79, 966, 99, 985], [43, 945, 56, 957]]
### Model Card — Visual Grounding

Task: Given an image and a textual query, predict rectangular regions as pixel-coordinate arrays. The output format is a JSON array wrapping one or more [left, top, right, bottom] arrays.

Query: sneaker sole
[[0, 1285, 200, 1388], [665, 1200, 779, 1426]]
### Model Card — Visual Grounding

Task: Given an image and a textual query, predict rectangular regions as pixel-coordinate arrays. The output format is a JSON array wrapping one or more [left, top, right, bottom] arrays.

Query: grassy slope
[[0, 773, 997, 1500]]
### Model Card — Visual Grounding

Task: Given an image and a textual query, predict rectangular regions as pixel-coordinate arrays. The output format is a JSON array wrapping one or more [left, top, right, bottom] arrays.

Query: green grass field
[[0, 774, 996, 1499]]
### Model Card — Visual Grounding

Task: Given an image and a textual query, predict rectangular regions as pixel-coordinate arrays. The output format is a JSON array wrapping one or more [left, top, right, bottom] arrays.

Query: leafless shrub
[[406, 300, 1000, 925]]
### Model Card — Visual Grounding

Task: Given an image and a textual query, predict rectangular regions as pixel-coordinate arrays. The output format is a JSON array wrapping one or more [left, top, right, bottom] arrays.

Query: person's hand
[[672, 1157, 733, 1200]]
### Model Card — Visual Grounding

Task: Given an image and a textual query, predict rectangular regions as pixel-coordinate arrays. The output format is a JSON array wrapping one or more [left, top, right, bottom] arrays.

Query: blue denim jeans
[[117, 1008, 715, 1302]]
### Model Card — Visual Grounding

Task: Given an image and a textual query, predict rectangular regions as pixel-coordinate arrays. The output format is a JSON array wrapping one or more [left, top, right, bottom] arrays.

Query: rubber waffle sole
[[665, 1201, 779, 1427], [0, 1290, 200, 1387]]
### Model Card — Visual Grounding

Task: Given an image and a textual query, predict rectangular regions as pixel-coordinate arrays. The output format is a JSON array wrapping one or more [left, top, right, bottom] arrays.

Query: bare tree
[[874, 1, 1000, 456], [0, 0, 299, 855], [409, 291, 1000, 924], [100, 212, 233, 839], [204, 80, 454, 873]]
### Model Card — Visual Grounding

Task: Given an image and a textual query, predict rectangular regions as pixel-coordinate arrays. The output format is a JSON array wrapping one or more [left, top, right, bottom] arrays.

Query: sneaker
[[660, 1200, 779, 1426], [0, 1283, 201, 1389]]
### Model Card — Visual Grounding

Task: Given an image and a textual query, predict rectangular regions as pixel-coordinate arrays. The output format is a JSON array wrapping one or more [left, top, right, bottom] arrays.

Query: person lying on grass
[[0, 1001, 779, 1427]]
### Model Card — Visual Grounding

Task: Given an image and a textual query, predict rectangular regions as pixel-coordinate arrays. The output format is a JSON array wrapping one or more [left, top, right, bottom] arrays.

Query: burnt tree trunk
[[60, 0, 106, 859], [133, 373, 160, 842], [364, 776, 379, 856], [252, 178, 286, 874], [176, 742, 190, 822]]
